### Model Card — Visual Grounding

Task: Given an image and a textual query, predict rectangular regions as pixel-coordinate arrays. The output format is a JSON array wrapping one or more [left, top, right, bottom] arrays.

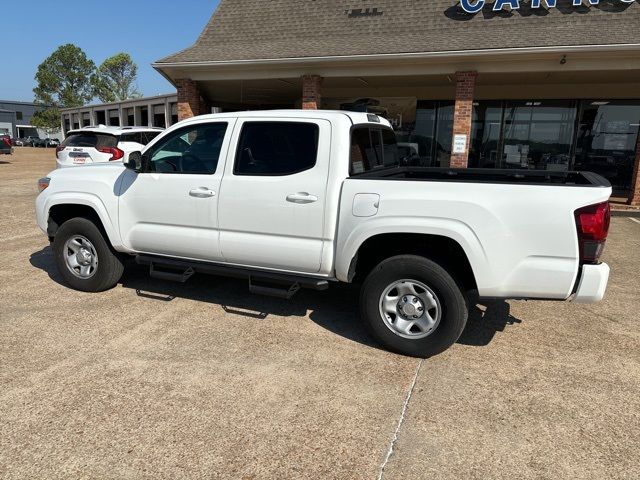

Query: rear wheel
[[360, 255, 468, 358], [52, 217, 124, 292]]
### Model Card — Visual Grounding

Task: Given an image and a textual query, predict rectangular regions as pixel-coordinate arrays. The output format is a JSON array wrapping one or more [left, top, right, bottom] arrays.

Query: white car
[[55, 126, 163, 168], [36, 110, 612, 357]]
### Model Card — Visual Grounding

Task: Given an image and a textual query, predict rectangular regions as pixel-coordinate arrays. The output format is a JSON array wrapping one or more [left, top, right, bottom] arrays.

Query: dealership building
[[153, 0, 640, 204], [60, 93, 179, 132]]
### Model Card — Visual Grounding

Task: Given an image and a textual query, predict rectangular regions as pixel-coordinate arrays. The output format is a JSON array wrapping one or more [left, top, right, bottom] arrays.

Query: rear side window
[[62, 132, 117, 149], [119, 131, 161, 146], [350, 127, 399, 175], [119, 133, 143, 144], [142, 131, 161, 145], [234, 122, 319, 176]]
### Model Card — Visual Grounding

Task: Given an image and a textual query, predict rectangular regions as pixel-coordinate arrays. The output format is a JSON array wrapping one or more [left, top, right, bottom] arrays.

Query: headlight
[[37, 177, 50, 193]]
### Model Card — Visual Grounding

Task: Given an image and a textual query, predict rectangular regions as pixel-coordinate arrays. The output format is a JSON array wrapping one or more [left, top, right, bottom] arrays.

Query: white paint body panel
[[335, 179, 611, 299], [35, 109, 612, 302]]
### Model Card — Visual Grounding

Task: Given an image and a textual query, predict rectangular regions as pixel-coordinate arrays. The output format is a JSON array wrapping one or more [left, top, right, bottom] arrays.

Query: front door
[[118, 119, 234, 262], [218, 118, 331, 273]]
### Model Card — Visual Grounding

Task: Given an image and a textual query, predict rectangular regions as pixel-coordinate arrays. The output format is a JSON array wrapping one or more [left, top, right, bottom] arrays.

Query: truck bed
[[351, 167, 611, 187]]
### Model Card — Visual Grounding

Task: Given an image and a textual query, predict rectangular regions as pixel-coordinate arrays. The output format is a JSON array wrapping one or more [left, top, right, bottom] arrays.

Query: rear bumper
[[572, 263, 610, 303]]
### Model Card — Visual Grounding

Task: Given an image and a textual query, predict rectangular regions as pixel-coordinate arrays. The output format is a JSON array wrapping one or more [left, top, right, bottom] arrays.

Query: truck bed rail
[[350, 167, 611, 187]]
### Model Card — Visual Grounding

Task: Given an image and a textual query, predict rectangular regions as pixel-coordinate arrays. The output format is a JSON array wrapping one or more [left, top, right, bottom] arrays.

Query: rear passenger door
[[218, 118, 331, 273]]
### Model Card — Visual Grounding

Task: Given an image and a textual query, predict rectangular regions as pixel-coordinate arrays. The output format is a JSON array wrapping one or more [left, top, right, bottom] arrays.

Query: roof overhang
[[153, 43, 640, 84]]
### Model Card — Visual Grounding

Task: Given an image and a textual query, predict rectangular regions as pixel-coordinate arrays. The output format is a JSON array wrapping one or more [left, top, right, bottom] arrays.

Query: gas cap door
[[352, 193, 380, 217]]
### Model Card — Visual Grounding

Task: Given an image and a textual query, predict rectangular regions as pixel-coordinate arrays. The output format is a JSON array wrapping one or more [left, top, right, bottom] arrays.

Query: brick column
[[176, 78, 203, 121], [302, 75, 323, 110], [628, 133, 640, 205], [449, 71, 478, 168]]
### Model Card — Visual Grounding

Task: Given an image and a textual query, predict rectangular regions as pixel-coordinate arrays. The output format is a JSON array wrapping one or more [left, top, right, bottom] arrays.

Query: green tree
[[92, 53, 141, 103], [32, 44, 96, 131]]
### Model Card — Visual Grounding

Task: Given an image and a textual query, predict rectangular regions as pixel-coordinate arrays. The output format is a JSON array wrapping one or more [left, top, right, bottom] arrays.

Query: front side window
[[234, 122, 319, 176], [350, 126, 399, 175], [146, 123, 227, 174]]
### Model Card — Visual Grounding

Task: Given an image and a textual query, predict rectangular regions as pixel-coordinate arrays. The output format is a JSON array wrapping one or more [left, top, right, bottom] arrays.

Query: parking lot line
[[630, 218, 640, 224]]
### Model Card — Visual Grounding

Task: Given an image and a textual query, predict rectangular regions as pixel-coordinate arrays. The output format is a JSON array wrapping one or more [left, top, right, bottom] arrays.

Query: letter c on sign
[[460, 0, 485, 13]]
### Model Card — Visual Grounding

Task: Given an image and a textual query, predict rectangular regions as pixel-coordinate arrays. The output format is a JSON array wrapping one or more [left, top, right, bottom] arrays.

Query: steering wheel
[[182, 153, 207, 173], [162, 159, 178, 172]]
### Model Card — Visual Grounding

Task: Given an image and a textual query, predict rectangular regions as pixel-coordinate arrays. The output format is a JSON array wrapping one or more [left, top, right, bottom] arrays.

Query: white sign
[[453, 134, 467, 154]]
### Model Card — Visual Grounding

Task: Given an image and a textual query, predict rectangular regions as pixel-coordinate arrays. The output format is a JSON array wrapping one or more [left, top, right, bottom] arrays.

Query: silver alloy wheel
[[63, 235, 98, 279], [379, 279, 442, 339]]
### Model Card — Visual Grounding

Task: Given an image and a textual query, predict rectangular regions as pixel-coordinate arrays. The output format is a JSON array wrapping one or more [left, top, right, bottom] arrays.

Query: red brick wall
[[302, 75, 323, 110], [628, 133, 640, 205], [449, 71, 478, 168], [176, 78, 203, 121]]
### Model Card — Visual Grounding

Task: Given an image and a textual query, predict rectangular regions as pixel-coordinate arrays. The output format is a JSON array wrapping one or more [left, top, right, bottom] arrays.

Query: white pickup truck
[[36, 110, 612, 357]]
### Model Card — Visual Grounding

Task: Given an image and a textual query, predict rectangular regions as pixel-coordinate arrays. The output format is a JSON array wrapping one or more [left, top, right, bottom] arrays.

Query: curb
[[611, 209, 640, 218]]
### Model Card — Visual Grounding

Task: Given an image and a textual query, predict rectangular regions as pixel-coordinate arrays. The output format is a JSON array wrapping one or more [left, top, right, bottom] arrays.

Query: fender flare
[[335, 216, 491, 286], [44, 192, 124, 250]]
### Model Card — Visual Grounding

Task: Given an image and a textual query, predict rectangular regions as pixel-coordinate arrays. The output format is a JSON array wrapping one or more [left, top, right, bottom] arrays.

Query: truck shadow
[[29, 246, 521, 351], [458, 301, 522, 347]]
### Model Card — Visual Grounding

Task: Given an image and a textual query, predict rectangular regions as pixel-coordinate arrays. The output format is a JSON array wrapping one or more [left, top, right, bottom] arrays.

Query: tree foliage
[[32, 44, 96, 131], [92, 53, 141, 103]]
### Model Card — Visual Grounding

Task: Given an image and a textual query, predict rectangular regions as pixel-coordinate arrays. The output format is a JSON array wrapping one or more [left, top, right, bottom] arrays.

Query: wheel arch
[[45, 196, 122, 249], [344, 232, 480, 292]]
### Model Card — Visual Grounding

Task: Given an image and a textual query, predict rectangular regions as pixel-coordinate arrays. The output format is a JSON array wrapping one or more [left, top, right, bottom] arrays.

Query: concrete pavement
[[1, 148, 638, 479]]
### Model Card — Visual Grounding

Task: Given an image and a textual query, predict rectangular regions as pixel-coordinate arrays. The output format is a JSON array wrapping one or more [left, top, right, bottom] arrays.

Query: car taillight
[[98, 147, 125, 161], [55, 146, 64, 159], [574, 202, 610, 264], [2, 137, 10, 147]]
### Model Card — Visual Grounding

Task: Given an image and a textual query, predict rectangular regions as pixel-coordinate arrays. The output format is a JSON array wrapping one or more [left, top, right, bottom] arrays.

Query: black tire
[[52, 217, 124, 292], [360, 255, 468, 358]]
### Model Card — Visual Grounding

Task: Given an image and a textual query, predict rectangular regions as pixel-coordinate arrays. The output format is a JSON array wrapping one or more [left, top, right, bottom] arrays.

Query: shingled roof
[[156, 0, 640, 64]]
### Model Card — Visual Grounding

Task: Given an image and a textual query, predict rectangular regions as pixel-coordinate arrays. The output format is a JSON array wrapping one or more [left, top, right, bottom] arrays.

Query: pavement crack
[[377, 358, 423, 480]]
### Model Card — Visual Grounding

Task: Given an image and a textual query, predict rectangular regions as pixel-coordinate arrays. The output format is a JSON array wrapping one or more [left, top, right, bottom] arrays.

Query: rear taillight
[[55, 146, 64, 159], [98, 147, 125, 161], [2, 137, 10, 147], [574, 202, 610, 264]]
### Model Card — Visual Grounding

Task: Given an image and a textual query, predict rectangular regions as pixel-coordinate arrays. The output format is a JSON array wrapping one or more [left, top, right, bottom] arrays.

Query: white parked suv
[[36, 110, 612, 357], [56, 126, 163, 168]]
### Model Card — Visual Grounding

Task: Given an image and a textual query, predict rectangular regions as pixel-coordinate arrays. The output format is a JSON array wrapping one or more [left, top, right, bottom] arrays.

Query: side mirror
[[124, 151, 143, 172]]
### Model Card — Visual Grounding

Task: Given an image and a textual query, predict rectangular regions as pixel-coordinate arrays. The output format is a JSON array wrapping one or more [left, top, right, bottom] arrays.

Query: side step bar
[[136, 254, 329, 298]]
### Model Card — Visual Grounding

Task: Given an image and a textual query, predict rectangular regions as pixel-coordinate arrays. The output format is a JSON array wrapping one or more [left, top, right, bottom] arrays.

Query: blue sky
[[1, 0, 219, 102]]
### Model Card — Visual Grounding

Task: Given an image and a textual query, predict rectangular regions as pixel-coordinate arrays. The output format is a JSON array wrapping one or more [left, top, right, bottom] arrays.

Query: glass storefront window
[[395, 97, 638, 194], [501, 100, 576, 171], [574, 100, 640, 192], [396, 101, 453, 167], [469, 102, 503, 168], [435, 104, 454, 167]]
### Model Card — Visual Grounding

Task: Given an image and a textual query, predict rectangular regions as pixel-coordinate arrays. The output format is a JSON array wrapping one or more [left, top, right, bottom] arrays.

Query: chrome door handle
[[189, 188, 216, 198], [286, 192, 318, 204]]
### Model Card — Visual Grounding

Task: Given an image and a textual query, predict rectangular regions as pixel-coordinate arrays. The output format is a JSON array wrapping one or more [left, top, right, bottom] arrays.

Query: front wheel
[[360, 255, 468, 358], [52, 217, 124, 292]]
